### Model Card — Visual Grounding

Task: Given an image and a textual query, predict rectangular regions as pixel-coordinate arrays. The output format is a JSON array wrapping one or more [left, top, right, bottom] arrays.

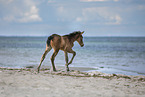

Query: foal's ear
[[81, 31, 84, 35]]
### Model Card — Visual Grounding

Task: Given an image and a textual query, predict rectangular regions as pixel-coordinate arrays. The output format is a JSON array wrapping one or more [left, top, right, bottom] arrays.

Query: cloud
[[114, 15, 122, 24], [1, 0, 145, 36], [76, 17, 82, 22], [18, 5, 42, 23], [105, 15, 122, 25], [80, 7, 122, 25], [80, 0, 119, 2], [80, 0, 107, 2], [48, 0, 55, 3], [50, 1, 123, 27], [56, 5, 82, 22], [0, 0, 14, 4], [138, 5, 145, 10], [0, 0, 42, 23]]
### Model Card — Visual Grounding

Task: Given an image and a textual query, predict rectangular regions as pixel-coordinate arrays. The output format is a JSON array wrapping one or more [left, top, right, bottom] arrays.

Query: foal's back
[[50, 34, 74, 51]]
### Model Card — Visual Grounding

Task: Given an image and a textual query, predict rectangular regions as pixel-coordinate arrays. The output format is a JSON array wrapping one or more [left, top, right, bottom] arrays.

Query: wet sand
[[0, 67, 145, 97]]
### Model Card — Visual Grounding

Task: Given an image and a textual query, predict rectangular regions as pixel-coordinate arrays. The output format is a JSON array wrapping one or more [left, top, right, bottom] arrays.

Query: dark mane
[[63, 31, 81, 37]]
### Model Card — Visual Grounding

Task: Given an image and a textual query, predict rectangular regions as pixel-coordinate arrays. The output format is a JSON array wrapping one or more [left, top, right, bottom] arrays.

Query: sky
[[0, 0, 145, 36]]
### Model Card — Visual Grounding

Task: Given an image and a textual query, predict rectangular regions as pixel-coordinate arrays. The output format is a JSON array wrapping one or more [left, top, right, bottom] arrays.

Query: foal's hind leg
[[51, 50, 59, 71], [37, 45, 52, 73], [64, 51, 69, 71]]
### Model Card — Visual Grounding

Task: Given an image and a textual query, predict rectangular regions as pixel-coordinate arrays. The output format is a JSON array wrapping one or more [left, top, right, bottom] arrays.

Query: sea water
[[0, 36, 145, 75]]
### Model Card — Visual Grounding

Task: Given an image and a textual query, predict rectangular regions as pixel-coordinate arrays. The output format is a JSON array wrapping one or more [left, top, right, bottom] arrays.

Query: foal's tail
[[47, 35, 54, 46]]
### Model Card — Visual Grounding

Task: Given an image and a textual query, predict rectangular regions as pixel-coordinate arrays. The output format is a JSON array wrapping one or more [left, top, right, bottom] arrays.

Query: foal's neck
[[70, 35, 78, 43], [63, 33, 79, 43]]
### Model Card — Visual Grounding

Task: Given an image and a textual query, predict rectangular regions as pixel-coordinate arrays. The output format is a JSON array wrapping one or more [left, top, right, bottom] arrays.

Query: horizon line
[[0, 35, 145, 37]]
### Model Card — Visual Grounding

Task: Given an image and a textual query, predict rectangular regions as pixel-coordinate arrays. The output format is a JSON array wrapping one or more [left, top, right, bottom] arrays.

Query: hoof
[[50, 68, 57, 72], [37, 68, 40, 73], [65, 68, 70, 72], [37, 70, 40, 73]]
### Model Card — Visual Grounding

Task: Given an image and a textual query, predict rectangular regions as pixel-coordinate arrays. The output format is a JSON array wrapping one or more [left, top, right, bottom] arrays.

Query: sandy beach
[[0, 67, 145, 97]]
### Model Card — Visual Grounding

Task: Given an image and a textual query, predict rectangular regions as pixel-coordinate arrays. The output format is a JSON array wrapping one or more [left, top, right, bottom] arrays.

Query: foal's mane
[[63, 31, 81, 41], [64, 31, 81, 37]]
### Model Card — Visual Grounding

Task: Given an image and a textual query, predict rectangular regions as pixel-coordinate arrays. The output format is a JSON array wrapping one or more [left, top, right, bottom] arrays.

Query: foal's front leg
[[64, 49, 76, 71], [68, 50, 76, 65]]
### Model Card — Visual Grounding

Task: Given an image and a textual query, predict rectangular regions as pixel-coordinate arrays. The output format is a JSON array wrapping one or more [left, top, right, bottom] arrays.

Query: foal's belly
[[60, 46, 65, 51]]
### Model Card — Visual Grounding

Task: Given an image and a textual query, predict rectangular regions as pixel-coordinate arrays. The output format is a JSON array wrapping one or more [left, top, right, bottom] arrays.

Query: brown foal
[[37, 31, 84, 73]]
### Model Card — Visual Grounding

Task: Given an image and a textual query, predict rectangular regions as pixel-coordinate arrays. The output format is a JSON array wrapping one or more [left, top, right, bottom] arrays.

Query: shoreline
[[1, 65, 145, 76], [0, 67, 145, 81], [0, 67, 145, 97]]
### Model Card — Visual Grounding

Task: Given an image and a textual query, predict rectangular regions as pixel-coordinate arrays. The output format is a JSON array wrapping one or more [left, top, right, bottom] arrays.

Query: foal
[[37, 31, 84, 72]]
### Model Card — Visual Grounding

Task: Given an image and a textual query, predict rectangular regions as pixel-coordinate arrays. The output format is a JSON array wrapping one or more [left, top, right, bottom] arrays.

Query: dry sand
[[0, 67, 145, 97]]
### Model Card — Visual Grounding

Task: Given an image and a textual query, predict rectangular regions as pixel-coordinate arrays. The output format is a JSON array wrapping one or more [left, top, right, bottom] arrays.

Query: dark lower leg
[[51, 58, 56, 71], [64, 52, 69, 71], [68, 51, 76, 65], [51, 50, 59, 71], [37, 51, 47, 72]]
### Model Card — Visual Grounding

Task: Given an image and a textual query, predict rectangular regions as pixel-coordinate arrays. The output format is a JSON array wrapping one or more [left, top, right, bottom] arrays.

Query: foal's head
[[76, 31, 84, 47]]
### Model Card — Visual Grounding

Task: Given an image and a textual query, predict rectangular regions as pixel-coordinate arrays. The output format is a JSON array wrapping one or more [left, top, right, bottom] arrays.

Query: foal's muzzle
[[81, 44, 84, 47]]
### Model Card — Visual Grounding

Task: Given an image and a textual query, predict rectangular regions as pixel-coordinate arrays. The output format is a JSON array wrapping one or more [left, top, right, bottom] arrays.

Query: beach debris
[[0, 67, 145, 81], [100, 67, 104, 68], [40, 68, 50, 71], [26, 66, 34, 68], [138, 77, 145, 81]]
